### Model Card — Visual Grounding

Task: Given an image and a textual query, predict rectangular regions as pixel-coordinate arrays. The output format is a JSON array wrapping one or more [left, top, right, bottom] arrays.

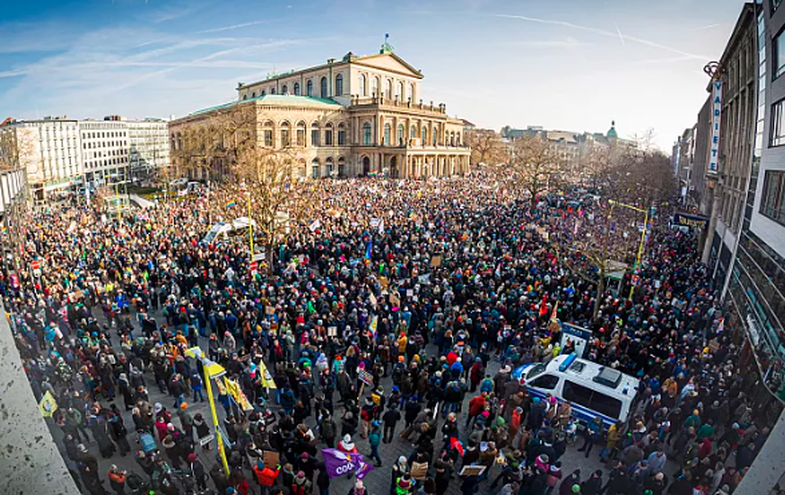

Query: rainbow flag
[[1, 226, 7, 234], [226, 201, 236, 208]]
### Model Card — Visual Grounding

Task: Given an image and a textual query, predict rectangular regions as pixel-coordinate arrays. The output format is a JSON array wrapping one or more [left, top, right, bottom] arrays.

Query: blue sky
[[0, 0, 745, 149]]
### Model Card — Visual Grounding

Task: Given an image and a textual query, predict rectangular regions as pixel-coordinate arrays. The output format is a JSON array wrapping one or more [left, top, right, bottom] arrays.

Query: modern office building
[[169, 45, 471, 179], [127, 118, 170, 180], [0, 116, 170, 201]]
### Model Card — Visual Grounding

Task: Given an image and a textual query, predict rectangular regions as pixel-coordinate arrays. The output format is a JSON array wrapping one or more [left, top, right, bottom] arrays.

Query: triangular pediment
[[354, 53, 423, 79]]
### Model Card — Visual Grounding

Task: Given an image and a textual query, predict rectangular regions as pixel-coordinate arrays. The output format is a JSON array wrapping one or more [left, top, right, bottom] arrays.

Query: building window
[[326, 157, 334, 177], [776, 28, 785, 79], [761, 170, 785, 225], [282, 84, 288, 95], [772, 98, 785, 146], [243, 95, 248, 100], [263, 130, 273, 147], [410, 124, 416, 140], [293, 83, 300, 96], [383, 123, 391, 146], [398, 124, 405, 145], [385, 79, 392, 99], [270, 86, 276, 95], [335, 74, 343, 96], [408, 83, 414, 102], [775, 0, 783, 14], [338, 157, 346, 177], [320, 77, 328, 98], [359, 74, 367, 96], [280, 122, 290, 147], [421, 125, 428, 144], [307, 80, 313, 97], [338, 123, 347, 146], [251, 92, 256, 98], [296, 122, 306, 146], [372, 76, 379, 96], [311, 123, 320, 146], [363, 122, 372, 146], [325, 123, 334, 146], [396, 81, 403, 101], [312, 159, 320, 179], [433, 124, 439, 146]]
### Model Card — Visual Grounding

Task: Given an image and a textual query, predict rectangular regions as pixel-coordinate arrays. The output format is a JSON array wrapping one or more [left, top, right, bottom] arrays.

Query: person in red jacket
[[466, 392, 488, 427], [253, 461, 281, 495]]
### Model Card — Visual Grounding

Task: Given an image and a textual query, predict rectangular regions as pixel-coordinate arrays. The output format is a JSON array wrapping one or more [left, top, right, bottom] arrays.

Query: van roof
[[547, 354, 639, 399]]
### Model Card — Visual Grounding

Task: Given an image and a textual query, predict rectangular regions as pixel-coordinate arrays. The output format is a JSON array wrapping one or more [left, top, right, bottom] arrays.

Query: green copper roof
[[189, 94, 341, 116], [607, 120, 618, 138]]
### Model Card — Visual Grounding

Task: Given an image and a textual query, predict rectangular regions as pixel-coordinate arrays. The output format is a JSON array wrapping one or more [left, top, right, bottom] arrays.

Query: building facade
[[127, 119, 170, 180], [169, 48, 470, 179], [704, 3, 757, 297], [0, 116, 170, 201]]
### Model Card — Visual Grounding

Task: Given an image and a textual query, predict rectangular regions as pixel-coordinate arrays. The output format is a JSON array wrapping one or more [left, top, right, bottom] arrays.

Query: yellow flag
[[39, 391, 58, 418], [259, 361, 277, 389]]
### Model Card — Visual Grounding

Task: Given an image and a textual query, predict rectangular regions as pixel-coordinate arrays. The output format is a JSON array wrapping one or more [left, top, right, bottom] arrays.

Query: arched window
[[307, 80, 313, 97], [396, 81, 403, 101], [326, 157, 334, 177], [372, 76, 379, 96], [457, 133, 461, 146], [397, 124, 405, 146], [320, 77, 328, 98], [298, 160, 307, 178], [337, 123, 347, 146], [408, 83, 414, 102], [262, 120, 274, 147], [359, 74, 367, 96], [325, 123, 334, 146], [311, 122, 320, 146], [410, 124, 416, 140], [311, 158, 320, 179], [251, 92, 255, 98], [280, 121, 290, 147], [385, 79, 392, 99], [421, 125, 428, 145], [363, 122, 372, 146], [335, 74, 343, 96], [270, 86, 276, 95], [243, 95, 248, 100], [261, 90, 266, 97], [433, 124, 439, 146], [293, 82, 300, 96], [296, 121, 306, 146], [383, 123, 391, 146], [338, 157, 346, 177], [282, 84, 288, 95]]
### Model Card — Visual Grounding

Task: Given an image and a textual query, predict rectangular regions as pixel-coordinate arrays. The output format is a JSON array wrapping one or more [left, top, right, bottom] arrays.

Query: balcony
[[350, 95, 448, 116]]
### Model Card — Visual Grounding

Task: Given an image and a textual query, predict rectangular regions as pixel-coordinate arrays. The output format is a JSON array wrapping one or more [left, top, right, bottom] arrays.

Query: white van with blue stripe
[[512, 353, 640, 429]]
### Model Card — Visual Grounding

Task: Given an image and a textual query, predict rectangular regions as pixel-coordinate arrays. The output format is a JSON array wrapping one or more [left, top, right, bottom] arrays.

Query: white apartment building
[[80, 119, 129, 187], [0, 116, 170, 201], [127, 119, 170, 180]]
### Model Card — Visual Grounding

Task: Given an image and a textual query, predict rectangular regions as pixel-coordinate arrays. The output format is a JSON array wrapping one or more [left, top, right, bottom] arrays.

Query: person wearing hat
[[348, 479, 366, 495], [253, 460, 281, 495], [338, 434, 357, 454], [178, 401, 194, 442], [187, 452, 208, 491], [369, 420, 383, 466], [108, 464, 127, 495], [290, 470, 312, 495]]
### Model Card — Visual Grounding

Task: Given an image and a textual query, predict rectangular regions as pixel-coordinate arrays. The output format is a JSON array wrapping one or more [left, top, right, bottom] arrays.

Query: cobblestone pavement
[[51, 310, 605, 495]]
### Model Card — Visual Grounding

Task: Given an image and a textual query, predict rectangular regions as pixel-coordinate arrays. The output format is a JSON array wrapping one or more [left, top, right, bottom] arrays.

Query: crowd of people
[[3, 173, 781, 495]]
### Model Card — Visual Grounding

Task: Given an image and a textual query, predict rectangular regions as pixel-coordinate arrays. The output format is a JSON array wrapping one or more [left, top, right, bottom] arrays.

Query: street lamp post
[[608, 199, 650, 300]]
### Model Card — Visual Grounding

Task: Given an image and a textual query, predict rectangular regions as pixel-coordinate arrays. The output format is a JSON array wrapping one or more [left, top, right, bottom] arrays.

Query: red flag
[[449, 437, 464, 457]]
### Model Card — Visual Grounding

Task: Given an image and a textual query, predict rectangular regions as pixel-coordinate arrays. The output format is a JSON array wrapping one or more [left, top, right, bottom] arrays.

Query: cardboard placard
[[328, 326, 337, 337], [389, 292, 400, 307], [459, 465, 486, 476], [266, 306, 275, 315], [430, 255, 442, 267], [263, 450, 280, 469], [411, 461, 428, 480]]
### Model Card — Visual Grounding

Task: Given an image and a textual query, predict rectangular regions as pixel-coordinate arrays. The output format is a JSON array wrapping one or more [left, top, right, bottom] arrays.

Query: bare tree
[[555, 202, 640, 317], [509, 135, 565, 206], [466, 129, 507, 166], [0, 126, 34, 171], [234, 145, 300, 269]]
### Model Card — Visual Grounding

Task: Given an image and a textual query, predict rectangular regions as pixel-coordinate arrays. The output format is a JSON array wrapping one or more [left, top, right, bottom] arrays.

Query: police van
[[512, 353, 640, 429]]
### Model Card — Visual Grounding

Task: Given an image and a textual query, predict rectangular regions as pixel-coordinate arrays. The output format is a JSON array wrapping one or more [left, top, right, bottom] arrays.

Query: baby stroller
[[126, 471, 150, 494], [138, 428, 158, 455]]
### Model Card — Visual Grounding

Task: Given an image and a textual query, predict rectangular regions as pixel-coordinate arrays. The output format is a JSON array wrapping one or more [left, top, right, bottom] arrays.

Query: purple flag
[[322, 449, 374, 479]]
